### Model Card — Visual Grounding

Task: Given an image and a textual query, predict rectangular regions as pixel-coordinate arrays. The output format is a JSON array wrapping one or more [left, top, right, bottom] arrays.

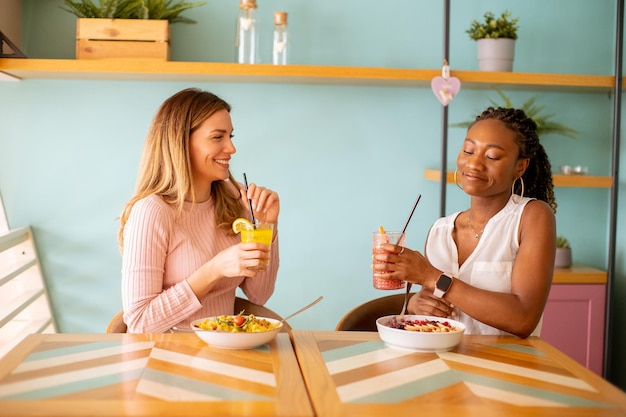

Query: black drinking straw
[[400, 194, 422, 238], [243, 173, 256, 226], [398, 193, 421, 310]]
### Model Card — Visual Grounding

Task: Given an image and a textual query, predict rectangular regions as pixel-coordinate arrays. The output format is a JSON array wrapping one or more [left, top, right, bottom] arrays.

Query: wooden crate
[[76, 18, 169, 60]]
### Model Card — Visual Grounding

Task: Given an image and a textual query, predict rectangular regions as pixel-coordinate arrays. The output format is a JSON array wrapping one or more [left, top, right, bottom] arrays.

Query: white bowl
[[376, 315, 465, 352], [191, 316, 283, 349]]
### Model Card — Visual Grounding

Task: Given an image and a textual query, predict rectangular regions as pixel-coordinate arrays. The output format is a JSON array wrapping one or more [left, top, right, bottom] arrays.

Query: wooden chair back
[[106, 309, 127, 333], [335, 293, 412, 331], [106, 297, 291, 333]]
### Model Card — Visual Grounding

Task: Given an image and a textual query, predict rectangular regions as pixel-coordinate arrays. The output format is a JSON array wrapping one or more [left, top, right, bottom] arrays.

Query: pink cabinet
[[541, 284, 606, 375]]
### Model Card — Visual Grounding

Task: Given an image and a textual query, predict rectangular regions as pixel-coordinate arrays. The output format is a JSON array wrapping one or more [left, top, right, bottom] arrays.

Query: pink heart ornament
[[431, 76, 461, 106]]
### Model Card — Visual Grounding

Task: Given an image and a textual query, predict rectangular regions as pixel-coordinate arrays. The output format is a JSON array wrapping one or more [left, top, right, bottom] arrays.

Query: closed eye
[[212, 133, 234, 141]]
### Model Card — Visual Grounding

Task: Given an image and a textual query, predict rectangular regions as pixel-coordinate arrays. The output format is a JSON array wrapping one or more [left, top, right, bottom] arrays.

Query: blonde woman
[[118, 88, 280, 333]]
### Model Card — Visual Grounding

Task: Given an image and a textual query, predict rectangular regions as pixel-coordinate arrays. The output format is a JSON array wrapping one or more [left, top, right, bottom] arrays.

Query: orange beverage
[[239, 221, 274, 270], [240, 226, 273, 246]]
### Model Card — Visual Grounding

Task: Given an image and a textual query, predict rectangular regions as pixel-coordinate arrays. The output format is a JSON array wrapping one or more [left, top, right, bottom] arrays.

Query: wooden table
[[2, 331, 626, 417], [291, 330, 626, 417], [0, 333, 313, 417]]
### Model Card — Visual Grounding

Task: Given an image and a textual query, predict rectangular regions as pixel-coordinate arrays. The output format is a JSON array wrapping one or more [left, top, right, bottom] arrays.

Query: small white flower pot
[[477, 38, 515, 72], [555, 247, 572, 268]]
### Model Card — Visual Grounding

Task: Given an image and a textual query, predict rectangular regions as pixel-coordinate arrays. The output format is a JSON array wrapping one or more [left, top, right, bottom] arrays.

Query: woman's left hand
[[241, 183, 280, 224], [407, 290, 456, 318]]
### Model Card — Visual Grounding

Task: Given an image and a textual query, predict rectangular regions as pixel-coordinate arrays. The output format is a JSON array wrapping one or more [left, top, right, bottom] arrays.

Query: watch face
[[437, 274, 453, 291]]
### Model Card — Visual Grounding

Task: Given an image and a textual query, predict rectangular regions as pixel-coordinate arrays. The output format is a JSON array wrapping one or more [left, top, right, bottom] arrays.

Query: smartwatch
[[433, 274, 453, 298]]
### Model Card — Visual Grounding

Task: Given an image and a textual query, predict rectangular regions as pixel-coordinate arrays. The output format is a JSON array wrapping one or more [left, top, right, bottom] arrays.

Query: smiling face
[[189, 109, 236, 199], [457, 119, 529, 198]]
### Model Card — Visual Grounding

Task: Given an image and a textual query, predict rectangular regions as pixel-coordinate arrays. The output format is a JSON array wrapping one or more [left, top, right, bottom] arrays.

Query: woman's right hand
[[407, 290, 456, 318]]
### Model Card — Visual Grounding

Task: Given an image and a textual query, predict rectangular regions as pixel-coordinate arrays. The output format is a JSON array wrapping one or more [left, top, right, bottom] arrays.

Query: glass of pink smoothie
[[372, 230, 406, 290]]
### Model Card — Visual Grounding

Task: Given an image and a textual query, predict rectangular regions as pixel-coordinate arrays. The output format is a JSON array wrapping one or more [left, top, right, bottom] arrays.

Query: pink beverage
[[372, 231, 406, 290]]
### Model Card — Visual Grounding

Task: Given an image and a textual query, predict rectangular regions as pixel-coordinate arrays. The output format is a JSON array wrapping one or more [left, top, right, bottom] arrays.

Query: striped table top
[[292, 330, 626, 417], [0, 333, 313, 417]]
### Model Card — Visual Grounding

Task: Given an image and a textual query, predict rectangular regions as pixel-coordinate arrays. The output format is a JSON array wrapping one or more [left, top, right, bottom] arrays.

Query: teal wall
[[1, 0, 624, 388]]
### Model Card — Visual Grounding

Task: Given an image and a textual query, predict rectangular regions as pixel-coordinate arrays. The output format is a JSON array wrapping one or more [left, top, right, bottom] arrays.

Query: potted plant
[[451, 90, 579, 140], [62, 0, 206, 60], [62, 0, 206, 23], [555, 236, 572, 268], [466, 10, 519, 72]]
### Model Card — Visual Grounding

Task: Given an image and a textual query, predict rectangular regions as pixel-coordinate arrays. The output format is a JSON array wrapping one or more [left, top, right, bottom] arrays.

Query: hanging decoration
[[431, 60, 461, 106]]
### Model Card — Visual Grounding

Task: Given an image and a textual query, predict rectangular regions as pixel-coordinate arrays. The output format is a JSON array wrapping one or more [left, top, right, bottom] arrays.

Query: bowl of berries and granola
[[376, 315, 465, 352]]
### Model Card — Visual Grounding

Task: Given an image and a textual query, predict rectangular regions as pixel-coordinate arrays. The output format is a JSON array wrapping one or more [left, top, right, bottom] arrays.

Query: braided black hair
[[472, 107, 557, 213]]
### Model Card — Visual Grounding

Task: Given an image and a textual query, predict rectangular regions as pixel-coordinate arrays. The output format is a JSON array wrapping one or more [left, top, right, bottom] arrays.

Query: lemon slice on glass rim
[[232, 218, 252, 234]]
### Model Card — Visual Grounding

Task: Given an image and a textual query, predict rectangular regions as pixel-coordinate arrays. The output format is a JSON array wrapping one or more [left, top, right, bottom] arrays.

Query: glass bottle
[[272, 11, 288, 65], [236, 0, 258, 64]]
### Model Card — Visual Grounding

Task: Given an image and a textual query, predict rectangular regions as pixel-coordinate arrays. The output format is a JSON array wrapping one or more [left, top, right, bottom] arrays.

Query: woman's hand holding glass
[[209, 242, 271, 278], [372, 243, 455, 318], [372, 244, 437, 285]]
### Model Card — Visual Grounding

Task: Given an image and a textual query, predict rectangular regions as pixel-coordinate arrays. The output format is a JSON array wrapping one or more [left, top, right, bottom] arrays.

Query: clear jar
[[272, 12, 288, 65], [236, 0, 258, 64]]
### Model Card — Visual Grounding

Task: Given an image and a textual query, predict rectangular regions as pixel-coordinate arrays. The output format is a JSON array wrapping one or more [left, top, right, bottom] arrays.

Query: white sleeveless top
[[425, 195, 542, 336]]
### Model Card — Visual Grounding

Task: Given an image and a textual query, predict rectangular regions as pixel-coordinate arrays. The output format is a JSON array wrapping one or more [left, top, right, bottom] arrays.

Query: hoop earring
[[511, 177, 525, 203], [454, 169, 464, 190]]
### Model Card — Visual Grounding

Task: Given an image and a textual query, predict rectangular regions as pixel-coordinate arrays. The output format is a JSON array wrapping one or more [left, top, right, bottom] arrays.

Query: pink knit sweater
[[121, 194, 279, 333]]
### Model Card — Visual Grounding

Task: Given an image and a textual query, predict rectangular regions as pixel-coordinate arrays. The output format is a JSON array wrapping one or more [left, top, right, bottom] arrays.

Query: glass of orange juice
[[239, 220, 274, 270], [372, 230, 406, 290]]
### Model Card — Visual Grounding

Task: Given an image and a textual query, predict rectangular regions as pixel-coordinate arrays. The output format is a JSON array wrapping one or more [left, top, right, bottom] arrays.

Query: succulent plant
[[556, 236, 570, 248], [451, 90, 579, 140], [466, 11, 520, 41]]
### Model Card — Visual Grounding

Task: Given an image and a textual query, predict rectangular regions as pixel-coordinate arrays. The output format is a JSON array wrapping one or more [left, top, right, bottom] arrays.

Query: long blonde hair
[[118, 88, 244, 248]]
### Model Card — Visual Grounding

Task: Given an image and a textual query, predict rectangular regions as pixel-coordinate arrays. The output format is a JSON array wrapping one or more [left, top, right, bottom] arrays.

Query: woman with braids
[[118, 88, 280, 333], [373, 107, 556, 338]]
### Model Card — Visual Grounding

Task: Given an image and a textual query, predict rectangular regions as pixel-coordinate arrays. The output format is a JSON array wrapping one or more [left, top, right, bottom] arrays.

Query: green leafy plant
[[451, 90, 579, 140], [556, 236, 570, 248], [62, 0, 206, 24], [466, 11, 519, 40]]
